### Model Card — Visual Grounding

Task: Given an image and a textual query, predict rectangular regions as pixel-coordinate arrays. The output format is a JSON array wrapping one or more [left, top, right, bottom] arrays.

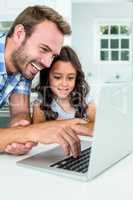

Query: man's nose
[[40, 53, 53, 68]]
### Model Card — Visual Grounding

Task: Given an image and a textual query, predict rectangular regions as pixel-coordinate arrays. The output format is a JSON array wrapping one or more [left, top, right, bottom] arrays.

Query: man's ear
[[13, 24, 26, 45]]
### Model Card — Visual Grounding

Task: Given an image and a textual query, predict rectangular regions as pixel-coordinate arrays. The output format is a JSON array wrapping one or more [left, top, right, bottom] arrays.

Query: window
[[95, 20, 132, 63], [0, 21, 12, 32], [0, 21, 12, 46]]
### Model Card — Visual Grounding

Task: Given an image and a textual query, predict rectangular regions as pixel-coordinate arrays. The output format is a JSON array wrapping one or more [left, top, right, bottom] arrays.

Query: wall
[[72, 2, 133, 84]]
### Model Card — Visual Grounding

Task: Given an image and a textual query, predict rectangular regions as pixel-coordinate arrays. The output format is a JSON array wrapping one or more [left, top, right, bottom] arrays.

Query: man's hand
[[29, 121, 90, 158], [5, 119, 37, 155], [4, 141, 36, 155]]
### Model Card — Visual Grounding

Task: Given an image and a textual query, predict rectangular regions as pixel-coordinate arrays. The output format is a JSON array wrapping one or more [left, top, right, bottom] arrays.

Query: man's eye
[[41, 47, 49, 53]]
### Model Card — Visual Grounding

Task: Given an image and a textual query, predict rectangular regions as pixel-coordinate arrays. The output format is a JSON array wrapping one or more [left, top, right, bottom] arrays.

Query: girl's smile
[[49, 60, 77, 99]]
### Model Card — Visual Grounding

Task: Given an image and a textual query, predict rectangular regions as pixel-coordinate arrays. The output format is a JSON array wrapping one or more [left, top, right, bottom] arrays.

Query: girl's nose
[[62, 78, 68, 86]]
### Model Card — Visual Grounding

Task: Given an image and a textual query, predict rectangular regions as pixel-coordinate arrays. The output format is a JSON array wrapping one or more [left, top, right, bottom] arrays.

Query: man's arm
[[0, 121, 90, 157], [0, 127, 28, 152], [9, 93, 31, 126], [4, 93, 36, 155]]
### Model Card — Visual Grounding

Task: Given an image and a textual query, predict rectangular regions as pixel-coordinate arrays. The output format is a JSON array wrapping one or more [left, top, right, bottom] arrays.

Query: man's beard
[[12, 48, 27, 73], [11, 45, 34, 80]]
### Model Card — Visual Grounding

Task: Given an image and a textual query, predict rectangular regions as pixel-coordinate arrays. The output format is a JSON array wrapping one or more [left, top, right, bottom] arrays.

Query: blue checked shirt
[[0, 32, 31, 108]]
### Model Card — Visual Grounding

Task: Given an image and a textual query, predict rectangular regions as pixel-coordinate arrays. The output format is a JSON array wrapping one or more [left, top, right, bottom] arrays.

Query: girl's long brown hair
[[36, 46, 90, 120]]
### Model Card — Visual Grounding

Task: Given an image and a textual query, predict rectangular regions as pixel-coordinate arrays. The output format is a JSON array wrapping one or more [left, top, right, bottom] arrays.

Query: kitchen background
[[0, 0, 133, 113]]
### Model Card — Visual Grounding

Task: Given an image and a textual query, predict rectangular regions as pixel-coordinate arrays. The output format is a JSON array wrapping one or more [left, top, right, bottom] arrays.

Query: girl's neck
[[55, 97, 75, 113]]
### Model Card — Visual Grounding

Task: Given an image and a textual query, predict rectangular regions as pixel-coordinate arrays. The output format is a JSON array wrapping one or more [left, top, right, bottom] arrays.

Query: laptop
[[17, 82, 133, 181]]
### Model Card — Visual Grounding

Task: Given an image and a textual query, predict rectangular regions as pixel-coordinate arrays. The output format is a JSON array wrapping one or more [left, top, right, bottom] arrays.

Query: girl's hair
[[36, 46, 90, 120]]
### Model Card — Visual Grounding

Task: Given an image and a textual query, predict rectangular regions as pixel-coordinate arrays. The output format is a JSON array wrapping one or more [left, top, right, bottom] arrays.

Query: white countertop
[[0, 139, 133, 200]]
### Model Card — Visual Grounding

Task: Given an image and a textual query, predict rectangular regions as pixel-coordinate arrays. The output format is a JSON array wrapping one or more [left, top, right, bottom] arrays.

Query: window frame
[[94, 18, 133, 64]]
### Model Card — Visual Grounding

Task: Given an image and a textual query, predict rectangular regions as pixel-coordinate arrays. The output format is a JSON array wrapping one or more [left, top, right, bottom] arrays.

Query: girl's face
[[49, 61, 77, 99]]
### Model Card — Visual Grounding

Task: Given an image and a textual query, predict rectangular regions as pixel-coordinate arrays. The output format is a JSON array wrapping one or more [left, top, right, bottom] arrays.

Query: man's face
[[12, 20, 64, 80]]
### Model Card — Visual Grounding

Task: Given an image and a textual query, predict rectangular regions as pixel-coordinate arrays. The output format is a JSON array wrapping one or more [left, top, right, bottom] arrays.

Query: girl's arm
[[86, 102, 96, 123], [32, 101, 88, 125], [32, 101, 96, 138], [85, 102, 96, 136], [32, 101, 46, 124]]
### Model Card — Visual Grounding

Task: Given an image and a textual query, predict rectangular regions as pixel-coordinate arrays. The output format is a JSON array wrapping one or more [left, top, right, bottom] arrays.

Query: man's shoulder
[[13, 73, 31, 83]]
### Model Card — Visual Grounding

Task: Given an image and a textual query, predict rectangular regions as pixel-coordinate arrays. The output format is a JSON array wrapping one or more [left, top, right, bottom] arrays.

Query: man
[[0, 5, 89, 156]]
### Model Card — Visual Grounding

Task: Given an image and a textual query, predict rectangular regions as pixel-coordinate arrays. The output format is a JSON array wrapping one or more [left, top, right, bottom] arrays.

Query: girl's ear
[[12, 24, 26, 46]]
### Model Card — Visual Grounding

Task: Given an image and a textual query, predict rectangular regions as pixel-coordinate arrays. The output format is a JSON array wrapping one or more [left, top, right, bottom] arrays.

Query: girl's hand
[[57, 118, 94, 136], [58, 118, 88, 125]]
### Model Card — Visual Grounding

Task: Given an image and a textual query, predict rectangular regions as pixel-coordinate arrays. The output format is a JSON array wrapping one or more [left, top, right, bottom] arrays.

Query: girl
[[32, 46, 96, 136]]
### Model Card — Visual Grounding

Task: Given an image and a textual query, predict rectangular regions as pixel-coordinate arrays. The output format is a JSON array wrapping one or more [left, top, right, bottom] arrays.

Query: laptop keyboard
[[50, 147, 91, 173]]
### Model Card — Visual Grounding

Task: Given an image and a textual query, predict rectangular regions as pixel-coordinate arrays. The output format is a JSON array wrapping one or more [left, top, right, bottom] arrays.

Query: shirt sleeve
[[12, 76, 31, 95]]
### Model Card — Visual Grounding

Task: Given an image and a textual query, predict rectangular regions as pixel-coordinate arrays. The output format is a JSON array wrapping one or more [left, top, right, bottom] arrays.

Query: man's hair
[[7, 5, 71, 38]]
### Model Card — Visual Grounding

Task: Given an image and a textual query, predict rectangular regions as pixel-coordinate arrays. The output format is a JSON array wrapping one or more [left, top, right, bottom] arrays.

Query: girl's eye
[[68, 77, 76, 80], [53, 76, 61, 79]]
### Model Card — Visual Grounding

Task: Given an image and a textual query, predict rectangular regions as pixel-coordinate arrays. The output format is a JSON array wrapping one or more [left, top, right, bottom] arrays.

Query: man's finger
[[57, 136, 71, 156], [66, 128, 81, 156], [61, 128, 80, 158]]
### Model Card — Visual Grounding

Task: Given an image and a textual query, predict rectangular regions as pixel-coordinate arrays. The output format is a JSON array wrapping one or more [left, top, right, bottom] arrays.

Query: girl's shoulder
[[85, 93, 94, 104]]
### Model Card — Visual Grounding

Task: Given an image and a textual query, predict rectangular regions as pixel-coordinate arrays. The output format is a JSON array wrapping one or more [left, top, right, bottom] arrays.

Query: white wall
[[0, 0, 71, 35], [72, 2, 133, 84]]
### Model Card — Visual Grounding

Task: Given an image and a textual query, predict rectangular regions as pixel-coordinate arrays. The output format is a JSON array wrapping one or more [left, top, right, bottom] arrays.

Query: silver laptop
[[17, 82, 133, 181]]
